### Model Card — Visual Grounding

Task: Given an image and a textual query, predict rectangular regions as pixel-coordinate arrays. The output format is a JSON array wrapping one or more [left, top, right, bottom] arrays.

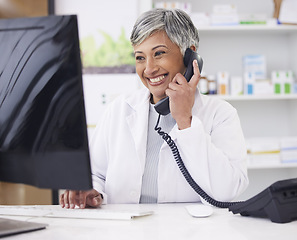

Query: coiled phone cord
[[155, 114, 242, 208]]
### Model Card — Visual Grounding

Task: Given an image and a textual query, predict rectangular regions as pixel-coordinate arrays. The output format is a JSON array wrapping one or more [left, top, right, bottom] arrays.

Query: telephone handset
[[154, 48, 203, 116]]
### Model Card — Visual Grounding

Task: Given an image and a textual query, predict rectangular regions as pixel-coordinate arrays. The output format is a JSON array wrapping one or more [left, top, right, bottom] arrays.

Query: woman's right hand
[[59, 189, 103, 209]]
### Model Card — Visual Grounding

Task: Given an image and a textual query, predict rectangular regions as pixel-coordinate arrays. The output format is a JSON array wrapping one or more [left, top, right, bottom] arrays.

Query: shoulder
[[196, 92, 236, 112], [200, 93, 234, 109], [194, 93, 238, 122]]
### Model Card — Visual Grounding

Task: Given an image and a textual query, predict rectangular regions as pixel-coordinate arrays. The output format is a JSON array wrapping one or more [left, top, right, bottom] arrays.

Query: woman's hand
[[166, 59, 201, 129], [59, 189, 103, 209]]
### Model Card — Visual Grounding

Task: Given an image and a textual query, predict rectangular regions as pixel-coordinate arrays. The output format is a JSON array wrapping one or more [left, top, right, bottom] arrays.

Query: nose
[[144, 57, 159, 76]]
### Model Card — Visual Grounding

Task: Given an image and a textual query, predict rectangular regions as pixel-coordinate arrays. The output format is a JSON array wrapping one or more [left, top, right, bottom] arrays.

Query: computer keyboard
[[0, 205, 153, 220]]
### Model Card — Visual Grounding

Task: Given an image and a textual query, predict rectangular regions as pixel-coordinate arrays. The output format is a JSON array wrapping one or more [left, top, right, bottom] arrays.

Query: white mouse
[[185, 204, 213, 218]]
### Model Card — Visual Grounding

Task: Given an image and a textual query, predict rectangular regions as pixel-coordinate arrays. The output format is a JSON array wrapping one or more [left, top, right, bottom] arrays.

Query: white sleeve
[[89, 108, 111, 204], [175, 106, 249, 202]]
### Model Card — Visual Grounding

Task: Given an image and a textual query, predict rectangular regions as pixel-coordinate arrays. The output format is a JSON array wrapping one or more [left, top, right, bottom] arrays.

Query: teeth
[[149, 75, 165, 83]]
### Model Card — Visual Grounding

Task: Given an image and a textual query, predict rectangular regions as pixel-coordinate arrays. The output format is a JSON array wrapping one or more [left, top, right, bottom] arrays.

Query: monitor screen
[[0, 15, 93, 190]]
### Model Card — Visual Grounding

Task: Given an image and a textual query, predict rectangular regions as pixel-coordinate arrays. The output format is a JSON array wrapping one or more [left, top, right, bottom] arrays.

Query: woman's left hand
[[166, 59, 201, 129]]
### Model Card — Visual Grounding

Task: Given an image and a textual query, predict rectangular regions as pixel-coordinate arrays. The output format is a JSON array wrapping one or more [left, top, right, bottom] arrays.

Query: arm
[[59, 102, 113, 209], [164, 58, 247, 201], [59, 104, 113, 209], [176, 104, 248, 201], [88, 104, 113, 204]]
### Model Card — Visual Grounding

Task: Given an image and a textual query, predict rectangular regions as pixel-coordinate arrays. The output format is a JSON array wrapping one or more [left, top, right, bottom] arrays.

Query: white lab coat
[[90, 88, 249, 204]]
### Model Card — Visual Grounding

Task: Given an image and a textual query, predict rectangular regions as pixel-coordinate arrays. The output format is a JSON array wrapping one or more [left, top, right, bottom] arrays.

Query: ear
[[190, 45, 196, 52]]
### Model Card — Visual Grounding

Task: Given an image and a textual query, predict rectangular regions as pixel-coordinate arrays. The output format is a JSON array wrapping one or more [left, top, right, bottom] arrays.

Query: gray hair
[[130, 8, 199, 55]]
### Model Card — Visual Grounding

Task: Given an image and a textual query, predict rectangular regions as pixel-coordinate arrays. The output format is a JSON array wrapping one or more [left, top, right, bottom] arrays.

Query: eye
[[135, 55, 145, 61], [155, 51, 165, 57]]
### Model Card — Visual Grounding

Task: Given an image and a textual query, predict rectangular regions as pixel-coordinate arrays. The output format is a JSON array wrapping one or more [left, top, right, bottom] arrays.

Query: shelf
[[248, 162, 297, 170], [207, 94, 297, 101], [198, 24, 297, 34]]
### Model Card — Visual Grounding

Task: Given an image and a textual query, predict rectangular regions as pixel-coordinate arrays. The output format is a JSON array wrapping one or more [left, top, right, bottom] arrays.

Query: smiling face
[[133, 31, 186, 104]]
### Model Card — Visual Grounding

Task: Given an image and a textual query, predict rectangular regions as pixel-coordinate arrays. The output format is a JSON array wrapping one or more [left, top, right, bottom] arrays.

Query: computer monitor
[[0, 15, 93, 191]]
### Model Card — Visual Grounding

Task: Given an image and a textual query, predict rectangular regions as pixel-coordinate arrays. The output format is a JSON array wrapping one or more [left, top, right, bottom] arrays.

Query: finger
[[86, 190, 103, 208], [194, 58, 201, 75], [78, 191, 87, 209], [92, 196, 103, 207], [173, 73, 187, 85], [59, 192, 65, 208], [189, 59, 201, 88], [167, 81, 179, 91], [63, 190, 70, 208], [68, 191, 77, 209], [168, 74, 186, 91]]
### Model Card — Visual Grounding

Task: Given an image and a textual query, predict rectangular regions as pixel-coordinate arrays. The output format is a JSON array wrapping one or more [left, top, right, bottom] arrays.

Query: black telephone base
[[229, 178, 297, 223]]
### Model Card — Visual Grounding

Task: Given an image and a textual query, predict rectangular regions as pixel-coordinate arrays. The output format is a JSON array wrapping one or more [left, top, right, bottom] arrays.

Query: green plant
[[80, 28, 135, 67]]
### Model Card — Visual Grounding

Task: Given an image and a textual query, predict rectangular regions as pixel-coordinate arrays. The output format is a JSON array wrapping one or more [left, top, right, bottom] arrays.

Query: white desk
[[1, 204, 296, 240]]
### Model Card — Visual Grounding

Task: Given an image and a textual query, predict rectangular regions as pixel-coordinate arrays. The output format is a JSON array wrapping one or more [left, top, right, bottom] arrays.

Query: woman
[[60, 8, 248, 209]]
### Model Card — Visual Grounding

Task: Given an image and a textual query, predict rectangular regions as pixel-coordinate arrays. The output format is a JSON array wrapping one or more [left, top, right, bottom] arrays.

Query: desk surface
[[1, 203, 296, 240]]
